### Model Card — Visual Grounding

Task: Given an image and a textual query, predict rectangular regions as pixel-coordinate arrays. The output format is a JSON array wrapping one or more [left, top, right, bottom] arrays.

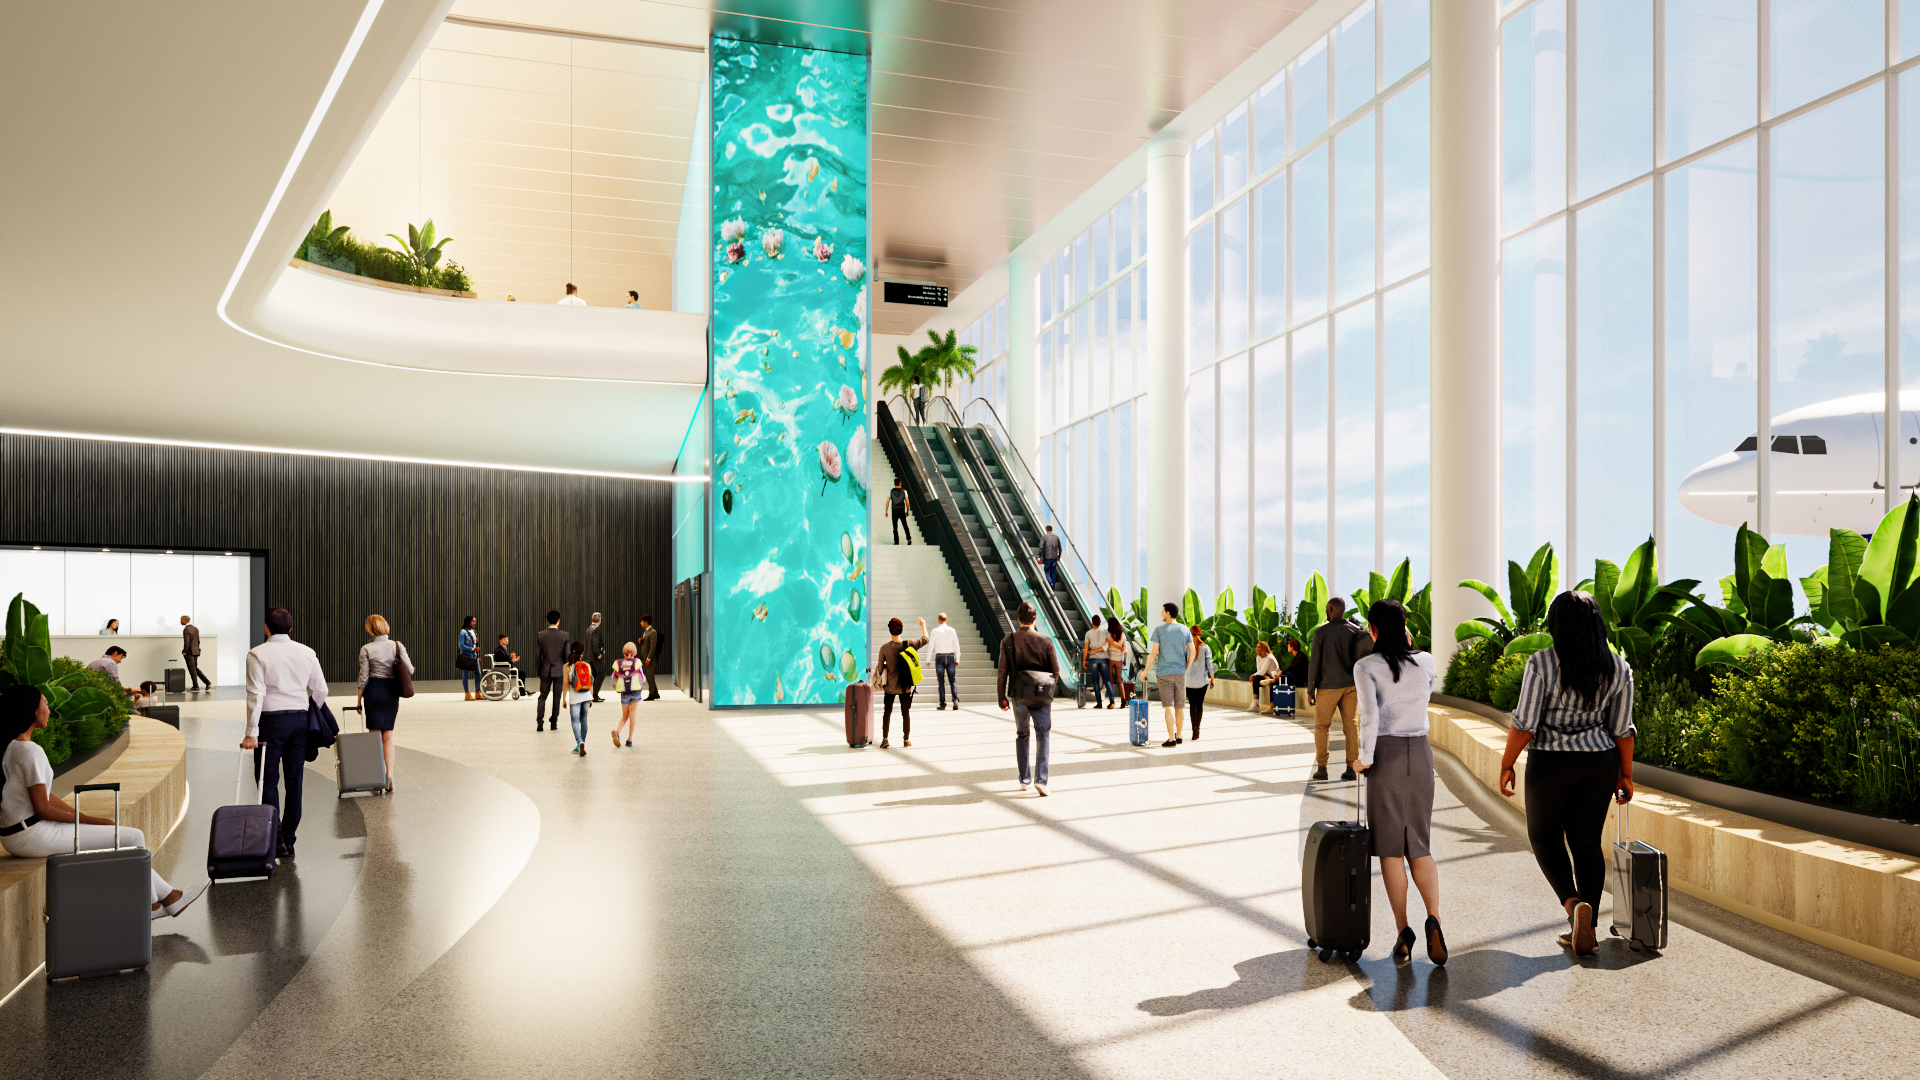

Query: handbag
[[391, 641, 415, 698], [454, 655, 478, 671]]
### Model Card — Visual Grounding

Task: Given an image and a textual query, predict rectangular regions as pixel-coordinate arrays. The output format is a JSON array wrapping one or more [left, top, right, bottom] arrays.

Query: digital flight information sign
[[882, 281, 948, 307]]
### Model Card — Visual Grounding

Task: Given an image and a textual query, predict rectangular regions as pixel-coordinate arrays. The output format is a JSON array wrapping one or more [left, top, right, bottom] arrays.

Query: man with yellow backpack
[[874, 616, 928, 749]]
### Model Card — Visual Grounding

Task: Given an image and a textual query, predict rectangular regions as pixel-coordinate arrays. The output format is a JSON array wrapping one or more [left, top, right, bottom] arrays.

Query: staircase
[[868, 450, 999, 706]]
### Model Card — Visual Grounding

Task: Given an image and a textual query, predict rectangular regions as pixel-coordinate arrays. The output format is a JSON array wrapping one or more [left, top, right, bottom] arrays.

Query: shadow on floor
[[1136, 948, 1350, 1015]]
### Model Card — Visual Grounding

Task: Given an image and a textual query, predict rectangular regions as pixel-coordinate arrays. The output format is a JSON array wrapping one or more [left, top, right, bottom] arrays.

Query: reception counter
[[51, 634, 217, 687]]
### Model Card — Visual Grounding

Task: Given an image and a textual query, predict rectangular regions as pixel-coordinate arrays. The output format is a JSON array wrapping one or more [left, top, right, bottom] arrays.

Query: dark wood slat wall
[[0, 435, 673, 681]]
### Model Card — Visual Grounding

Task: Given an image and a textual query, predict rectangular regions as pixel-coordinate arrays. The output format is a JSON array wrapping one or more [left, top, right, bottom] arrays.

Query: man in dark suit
[[588, 612, 606, 703], [535, 610, 570, 732], [181, 615, 211, 691], [638, 615, 661, 700]]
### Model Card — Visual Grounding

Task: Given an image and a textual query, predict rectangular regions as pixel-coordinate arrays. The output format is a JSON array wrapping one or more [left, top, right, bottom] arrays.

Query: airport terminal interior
[[4, 1, 1920, 1077]]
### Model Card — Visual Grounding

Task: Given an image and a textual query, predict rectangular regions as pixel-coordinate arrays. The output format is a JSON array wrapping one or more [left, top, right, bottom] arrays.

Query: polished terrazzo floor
[[5, 686, 1916, 1079]]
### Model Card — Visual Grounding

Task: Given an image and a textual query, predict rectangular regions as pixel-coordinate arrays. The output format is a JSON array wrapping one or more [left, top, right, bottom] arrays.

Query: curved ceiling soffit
[[216, 0, 708, 388]]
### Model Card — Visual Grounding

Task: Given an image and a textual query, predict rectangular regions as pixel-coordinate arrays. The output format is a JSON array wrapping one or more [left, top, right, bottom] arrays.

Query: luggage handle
[[342, 703, 369, 733], [70, 783, 121, 854], [1354, 771, 1365, 827], [1615, 791, 1630, 844], [234, 750, 264, 806]]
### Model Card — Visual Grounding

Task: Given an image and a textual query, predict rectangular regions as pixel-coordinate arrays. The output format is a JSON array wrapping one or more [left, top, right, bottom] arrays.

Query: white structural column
[[1005, 254, 1038, 467], [1428, 0, 1501, 658], [1145, 139, 1191, 609]]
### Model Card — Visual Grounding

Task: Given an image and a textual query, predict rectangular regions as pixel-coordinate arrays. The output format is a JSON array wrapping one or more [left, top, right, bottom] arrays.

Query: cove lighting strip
[[211, 0, 681, 387], [0, 428, 706, 483]]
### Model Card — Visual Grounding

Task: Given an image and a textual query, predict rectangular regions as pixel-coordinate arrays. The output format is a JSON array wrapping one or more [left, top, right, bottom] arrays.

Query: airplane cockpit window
[[1772, 435, 1799, 453], [1736, 436, 1758, 451], [1801, 435, 1827, 454]]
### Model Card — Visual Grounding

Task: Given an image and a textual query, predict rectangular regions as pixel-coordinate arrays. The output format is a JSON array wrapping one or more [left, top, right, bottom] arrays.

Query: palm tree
[[877, 329, 979, 421]]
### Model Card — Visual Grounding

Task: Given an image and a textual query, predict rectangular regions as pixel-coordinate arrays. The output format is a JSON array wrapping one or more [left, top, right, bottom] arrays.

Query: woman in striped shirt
[[1498, 591, 1636, 957]]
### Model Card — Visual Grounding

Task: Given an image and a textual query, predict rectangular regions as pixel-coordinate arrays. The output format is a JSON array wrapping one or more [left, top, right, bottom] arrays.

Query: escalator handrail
[[930, 395, 1111, 630], [874, 399, 1013, 659], [922, 422, 1081, 692], [935, 417, 1085, 662]]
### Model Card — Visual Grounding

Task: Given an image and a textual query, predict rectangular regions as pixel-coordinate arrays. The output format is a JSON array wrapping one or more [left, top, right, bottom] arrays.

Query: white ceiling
[[326, 3, 706, 307], [0, 0, 1316, 476]]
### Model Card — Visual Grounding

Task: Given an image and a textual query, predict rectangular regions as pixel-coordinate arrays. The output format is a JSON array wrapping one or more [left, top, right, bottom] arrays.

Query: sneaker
[[880, 739, 890, 748], [165, 882, 209, 918], [1161, 739, 1177, 747], [1034, 783, 1048, 796], [903, 739, 912, 747], [1020, 780, 1031, 790], [1571, 902, 1597, 956], [1311, 765, 1329, 781], [611, 731, 620, 749], [1340, 766, 1357, 782], [625, 740, 633, 747]]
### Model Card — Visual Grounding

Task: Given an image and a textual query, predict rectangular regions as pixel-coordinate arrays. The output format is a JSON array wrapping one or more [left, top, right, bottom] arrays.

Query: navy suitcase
[[1128, 699, 1150, 745], [1302, 774, 1371, 962], [1271, 681, 1296, 717], [208, 753, 278, 881], [46, 784, 151, 980]]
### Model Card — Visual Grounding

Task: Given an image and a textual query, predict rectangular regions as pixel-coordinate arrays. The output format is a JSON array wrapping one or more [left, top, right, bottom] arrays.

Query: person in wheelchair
[[481, 633, 528, 701]]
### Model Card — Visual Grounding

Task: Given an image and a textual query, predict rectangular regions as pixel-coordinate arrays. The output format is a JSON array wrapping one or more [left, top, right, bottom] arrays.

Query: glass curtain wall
[[957, 298, 1011, 424], [1501, 0, 1920, 591], [1188, 0, 1432, 604], [1037, 187, 1150, 601]]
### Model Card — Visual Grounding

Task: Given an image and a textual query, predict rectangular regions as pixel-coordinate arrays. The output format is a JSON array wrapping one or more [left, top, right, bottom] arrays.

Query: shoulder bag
[[392, 641, 415, 698], [1014, 668, 1056, 708]]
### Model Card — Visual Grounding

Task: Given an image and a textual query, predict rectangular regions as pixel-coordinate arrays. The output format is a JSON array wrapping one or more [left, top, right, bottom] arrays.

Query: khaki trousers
[[1313, 685, 1359, 766]]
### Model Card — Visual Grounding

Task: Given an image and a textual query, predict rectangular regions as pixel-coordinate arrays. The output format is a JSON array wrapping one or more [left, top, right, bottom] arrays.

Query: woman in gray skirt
[[1352, 598, 1445, 965]]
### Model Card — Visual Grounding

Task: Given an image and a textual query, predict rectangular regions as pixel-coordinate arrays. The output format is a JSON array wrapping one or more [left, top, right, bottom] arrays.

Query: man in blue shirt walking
[[1142, 602, 1196, 747]]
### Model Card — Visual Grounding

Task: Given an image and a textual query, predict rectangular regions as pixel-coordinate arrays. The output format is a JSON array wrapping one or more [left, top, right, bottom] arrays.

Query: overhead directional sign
[[883, 281, 948, 307]]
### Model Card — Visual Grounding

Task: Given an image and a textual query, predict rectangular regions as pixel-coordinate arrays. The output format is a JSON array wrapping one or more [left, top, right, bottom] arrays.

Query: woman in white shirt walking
[[357, 615, 414, 792], [1352, 598, 1445, 965]]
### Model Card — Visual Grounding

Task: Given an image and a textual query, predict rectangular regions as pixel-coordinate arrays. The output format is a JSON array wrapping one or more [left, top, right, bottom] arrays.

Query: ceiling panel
[[328, 0, 1308, 326]]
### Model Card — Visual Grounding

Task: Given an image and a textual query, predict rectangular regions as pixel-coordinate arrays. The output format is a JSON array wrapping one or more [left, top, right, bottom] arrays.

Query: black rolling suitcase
[[1303, 774, 1371, 962], [46, 783, 152, 980], [1610, 799, 1668, 951]]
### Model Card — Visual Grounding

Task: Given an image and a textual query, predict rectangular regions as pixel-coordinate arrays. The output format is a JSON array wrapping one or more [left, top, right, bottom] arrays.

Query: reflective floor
[[5, 689, 1916, 1078]]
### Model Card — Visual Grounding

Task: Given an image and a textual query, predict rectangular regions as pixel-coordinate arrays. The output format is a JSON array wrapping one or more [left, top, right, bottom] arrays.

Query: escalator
[[876, 396, 1109, 692]]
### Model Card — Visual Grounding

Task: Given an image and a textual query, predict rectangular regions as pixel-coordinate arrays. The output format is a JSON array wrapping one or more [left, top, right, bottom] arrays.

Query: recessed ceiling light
[[102, 547, 110, 552], [164, 550, 173, 554], [32, 546, 41, 551], [224, 551, 233, 556]]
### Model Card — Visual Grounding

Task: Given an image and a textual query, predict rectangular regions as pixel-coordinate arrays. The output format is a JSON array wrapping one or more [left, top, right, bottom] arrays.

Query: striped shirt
[[1511, 647, 1635, 752]]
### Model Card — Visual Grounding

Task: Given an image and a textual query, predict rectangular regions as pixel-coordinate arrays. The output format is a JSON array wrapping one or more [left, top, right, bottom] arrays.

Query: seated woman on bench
[[0, 685, 207, 919]]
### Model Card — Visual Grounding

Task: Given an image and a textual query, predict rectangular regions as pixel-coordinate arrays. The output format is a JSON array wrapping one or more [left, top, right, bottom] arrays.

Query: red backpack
[[572, 661, 593, 692]]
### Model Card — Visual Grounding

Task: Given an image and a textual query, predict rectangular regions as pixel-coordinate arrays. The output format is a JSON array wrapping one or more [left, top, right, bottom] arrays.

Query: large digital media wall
[[708, 37, 870, 707]]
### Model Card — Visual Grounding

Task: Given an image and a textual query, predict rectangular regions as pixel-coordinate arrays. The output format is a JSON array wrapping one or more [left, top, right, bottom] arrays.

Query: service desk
[[51, 634, 217, 687]]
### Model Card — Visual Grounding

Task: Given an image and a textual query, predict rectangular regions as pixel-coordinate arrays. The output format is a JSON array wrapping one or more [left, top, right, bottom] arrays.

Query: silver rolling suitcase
[[46, 783, 152, 980], [336, 705, 387, 798], [1610, 799, 1668, 951]]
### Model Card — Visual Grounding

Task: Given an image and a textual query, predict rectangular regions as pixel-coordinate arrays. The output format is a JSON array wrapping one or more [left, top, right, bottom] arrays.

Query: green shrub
[[1633, 675, 1718, 776], [1489, 653, 1527, 712], [300, 222, 474, 294], [1692, 642, 1920, 799], [1442, 636, 1502, 704], [1643, 628, 1716, 699]]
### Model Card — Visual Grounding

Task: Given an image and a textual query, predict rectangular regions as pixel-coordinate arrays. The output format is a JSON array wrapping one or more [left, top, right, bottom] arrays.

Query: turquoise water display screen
[[709, 38, 870, 706]]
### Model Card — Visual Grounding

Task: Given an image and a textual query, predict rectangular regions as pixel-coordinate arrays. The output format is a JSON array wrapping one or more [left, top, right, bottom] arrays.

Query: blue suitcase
[[1128, 699, 1150, 745], [1271, 682, 1296, 716]]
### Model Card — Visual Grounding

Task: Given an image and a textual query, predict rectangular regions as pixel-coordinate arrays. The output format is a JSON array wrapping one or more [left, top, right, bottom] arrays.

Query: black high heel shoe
[[1425, 916, 1448, 966], [1392, 926, 1416, 963]]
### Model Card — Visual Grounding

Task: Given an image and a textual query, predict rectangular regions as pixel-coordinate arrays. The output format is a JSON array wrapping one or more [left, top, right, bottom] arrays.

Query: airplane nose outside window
[[1772, 435, 1799, 454], [1801, 436, 1827, 454], [1736, 436, 1757, 451]]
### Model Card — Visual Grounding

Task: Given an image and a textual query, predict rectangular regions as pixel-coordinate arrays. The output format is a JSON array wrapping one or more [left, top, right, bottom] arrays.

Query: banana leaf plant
[[1346, 559, 1433, 650], [297, 209, 351, 261], [385, 219, 454, 269], [1802, 492, 1920, 649], [1658, 523, 1813, 667], [1101, 586, 1151, 665], [1293, 572, 1333, 660], [1, 594, 120, 749], [1455, 542, 1559, 645], [1586, 537, 1700, 665]]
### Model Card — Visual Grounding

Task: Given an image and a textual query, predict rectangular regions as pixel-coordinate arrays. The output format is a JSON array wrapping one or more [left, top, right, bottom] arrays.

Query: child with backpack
[[609, 641, 647, 748], [563, 641, 594, 755], [874, 616, 928, 749]]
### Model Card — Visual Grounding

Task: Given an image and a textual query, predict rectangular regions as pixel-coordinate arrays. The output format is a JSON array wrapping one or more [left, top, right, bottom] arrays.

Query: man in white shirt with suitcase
[[242, 607, 327, 860]]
